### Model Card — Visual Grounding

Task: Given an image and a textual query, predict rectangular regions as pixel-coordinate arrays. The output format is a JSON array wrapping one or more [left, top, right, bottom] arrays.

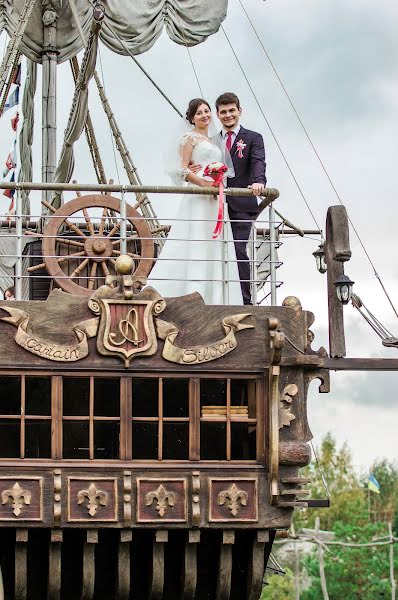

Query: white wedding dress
[[148, 133, 243, 305]]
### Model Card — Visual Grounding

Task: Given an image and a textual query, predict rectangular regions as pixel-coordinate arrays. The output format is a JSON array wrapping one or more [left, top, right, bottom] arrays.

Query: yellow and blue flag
[[368, 474, 380, 494]]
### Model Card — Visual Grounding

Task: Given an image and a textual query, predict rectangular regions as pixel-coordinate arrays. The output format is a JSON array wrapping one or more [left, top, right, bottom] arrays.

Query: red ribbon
[[204, 163, 228, 239]]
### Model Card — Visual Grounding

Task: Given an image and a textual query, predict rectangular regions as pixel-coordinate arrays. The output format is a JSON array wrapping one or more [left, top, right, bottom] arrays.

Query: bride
[[148, 98, 243, 305]]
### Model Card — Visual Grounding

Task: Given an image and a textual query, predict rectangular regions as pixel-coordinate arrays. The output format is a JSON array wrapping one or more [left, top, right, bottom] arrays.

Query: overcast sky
[[1, 0, 397, 471]]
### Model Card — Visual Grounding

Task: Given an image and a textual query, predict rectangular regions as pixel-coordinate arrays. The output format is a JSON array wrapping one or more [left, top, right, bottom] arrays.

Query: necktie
[[226, 131, 233, 153]]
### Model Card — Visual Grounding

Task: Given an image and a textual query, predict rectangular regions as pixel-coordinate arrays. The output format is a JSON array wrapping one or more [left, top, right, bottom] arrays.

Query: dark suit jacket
[[224, 126, 267, 213]]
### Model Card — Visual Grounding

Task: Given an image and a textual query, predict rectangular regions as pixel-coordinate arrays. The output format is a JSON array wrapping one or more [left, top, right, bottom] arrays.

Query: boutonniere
[[236, 139, 247, 158]]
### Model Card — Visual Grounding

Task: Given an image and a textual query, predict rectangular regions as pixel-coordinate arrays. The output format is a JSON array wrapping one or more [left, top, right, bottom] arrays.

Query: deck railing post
[[269, 204, 277, 305], [15, 189, 22, 300]]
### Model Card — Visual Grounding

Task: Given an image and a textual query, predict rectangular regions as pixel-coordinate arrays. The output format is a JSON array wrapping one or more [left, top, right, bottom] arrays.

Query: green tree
[[294, 432, 367, 531], [366, 459, 398, 526], [301, 521, 395, 600], [261, 567, 295, 600]]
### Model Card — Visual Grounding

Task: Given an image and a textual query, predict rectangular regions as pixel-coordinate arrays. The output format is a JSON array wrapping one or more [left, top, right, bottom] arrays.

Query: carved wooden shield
[[96, 299, 158, 366]]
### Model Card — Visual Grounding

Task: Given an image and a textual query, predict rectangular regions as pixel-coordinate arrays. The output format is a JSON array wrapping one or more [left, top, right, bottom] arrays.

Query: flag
[[3, 86, 20, 114], [368, 474, 380, 494], [12, 63, 21, 86], [5, 142, 17, 171], [3, 171, 15, 199], [11, 112, 19, 132]]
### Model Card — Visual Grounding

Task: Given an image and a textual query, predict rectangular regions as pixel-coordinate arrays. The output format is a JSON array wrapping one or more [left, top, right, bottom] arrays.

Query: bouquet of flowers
[[203, 162, 228, 238]]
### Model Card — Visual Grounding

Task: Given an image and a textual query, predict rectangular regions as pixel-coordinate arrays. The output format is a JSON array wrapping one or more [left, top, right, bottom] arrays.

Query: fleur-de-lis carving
[[77, 483, 108, 517], [218, 483, 248, 516], [145, 484, 176, 518], [1, 482, 31, 517]]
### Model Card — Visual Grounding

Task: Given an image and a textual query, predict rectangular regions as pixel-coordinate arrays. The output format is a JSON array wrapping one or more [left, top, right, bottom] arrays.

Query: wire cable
[[238, 0, 398, 319], [220, 24, 323, 238]]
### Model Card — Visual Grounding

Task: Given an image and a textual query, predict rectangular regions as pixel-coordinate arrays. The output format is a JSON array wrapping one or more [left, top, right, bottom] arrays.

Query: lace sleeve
[[180, 131, 202, 147]]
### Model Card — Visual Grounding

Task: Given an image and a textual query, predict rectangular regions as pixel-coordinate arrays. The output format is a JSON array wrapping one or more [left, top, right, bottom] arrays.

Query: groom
[[216, 92, 266, 305]]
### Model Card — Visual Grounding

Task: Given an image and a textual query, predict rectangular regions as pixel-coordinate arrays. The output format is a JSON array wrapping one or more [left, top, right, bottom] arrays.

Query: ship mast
[[41, 2, 58, 208]]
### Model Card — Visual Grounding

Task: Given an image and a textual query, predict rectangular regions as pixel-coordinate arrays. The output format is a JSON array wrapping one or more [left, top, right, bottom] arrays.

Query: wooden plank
[[89, 377, 94, 461], [255, 379, 265, 463], [51, 376, 63, 459], [158, 379, 163, 462], [119, 378, 132, 460], [48, 530, 62, 600], [189, 379, 200, 461], [226, 379, 231, 462], [20, 376, 25, 459], [216, 531, 234, 600], [149, 530, 168, 600], [182, 530, 200, 600], [15, 529, 28, 600], [81, 530, 98, 600], [246, 531, 266, 600], [116, 530, 132, 600], [324, 358, 398, 371]]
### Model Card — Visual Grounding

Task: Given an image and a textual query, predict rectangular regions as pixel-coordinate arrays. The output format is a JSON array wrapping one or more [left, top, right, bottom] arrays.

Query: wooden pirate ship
[[1, 1, 390, 599]]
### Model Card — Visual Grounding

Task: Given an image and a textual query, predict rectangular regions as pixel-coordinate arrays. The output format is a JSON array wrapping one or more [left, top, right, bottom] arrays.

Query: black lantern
[[313, 244, 327, 274], [334, 273, 354, 305]]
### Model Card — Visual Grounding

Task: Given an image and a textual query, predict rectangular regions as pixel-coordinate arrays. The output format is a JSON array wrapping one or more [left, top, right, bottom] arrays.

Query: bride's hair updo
[[186, 98, 211, 124]]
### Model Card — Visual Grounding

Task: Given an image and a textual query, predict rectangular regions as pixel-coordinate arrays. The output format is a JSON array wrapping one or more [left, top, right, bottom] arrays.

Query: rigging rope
[[97, 45, 121, 187], [70, 55, 107, 185], [220, 23, 323, 238], [0, 0, 36, 99], [239, 0, 398, 320]]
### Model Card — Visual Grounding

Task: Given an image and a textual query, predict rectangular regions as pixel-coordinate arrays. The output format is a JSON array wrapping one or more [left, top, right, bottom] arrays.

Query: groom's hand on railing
[[248, 182, 265, 195]]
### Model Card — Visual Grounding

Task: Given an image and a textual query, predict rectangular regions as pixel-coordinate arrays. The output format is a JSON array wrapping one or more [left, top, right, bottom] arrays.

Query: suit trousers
[[228, 208, 256, 305]]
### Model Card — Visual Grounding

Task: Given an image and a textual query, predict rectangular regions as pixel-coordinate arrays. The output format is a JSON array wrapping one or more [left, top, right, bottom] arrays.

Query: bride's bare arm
[[181, 140, 210, 188]]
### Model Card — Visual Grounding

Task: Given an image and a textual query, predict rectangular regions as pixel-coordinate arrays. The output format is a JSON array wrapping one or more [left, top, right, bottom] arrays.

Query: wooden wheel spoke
[[82, 208, 95, 236], [107, 223, 120, 239], [112, 249, 140, 259], [28, 252, 84, 272], [70, 258, 89, 278], [98, 208, 108, 236], [101, 261, 110, 277], [64, 218, 87, 238], [88, 262, 98, 290], [56, 237, 85, 248]]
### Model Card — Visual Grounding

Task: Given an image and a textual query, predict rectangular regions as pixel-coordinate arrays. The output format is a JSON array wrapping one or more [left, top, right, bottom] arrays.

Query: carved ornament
[[156, 313, 253, 365], [279, 383, 298, 429], [77, 483, 108, 517], [2, 256, 254, 366], [1, 482, 31, 517], [217, 483, 248, 517], [145, 484, 176, 518]]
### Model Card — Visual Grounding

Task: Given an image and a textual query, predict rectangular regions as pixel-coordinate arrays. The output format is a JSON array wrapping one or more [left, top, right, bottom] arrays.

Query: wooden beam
[[81, 530, 98, 600], [324, 358, 398, 371], [216, 531, 234, 600], [182, 530, 200, 599], [15, 529, 28, 600], [117, 530, 132, 600], [48, 530, 62, 600], [246, 530, 269, 600]]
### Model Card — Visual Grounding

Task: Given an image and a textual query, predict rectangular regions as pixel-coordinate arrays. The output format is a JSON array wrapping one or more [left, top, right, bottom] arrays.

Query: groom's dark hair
[[216, 92, 241, 110]]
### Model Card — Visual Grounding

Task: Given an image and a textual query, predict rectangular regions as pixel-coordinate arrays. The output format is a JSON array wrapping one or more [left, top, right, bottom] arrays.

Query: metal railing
[[0, 182, 282, 304]]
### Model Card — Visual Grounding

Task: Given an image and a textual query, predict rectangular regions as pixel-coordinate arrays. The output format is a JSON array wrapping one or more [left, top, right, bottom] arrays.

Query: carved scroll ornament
[[156, 313, 254, 365]]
